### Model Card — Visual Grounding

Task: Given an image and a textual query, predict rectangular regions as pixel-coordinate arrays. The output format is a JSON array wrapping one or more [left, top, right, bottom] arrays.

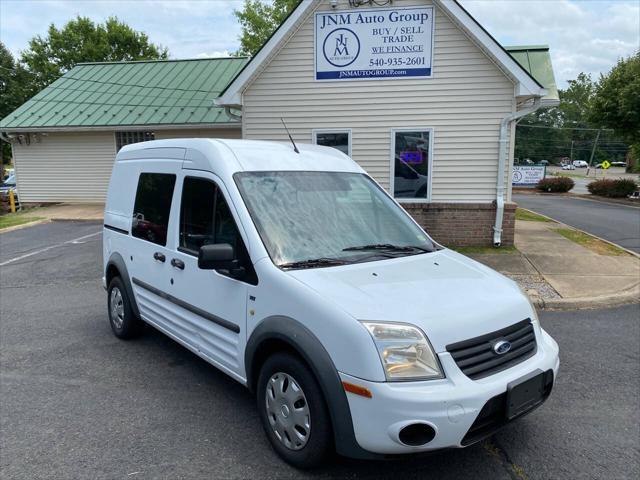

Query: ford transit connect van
[[103, 139, 559, 468]]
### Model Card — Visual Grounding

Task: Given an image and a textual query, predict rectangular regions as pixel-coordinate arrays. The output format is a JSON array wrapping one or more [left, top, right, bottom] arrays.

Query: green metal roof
[[1, 57, 248, 130], [505, 45, 559, 102]]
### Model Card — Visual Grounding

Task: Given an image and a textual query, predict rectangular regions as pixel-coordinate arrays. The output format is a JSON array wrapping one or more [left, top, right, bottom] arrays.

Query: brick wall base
[[401, 202, 516, 247]]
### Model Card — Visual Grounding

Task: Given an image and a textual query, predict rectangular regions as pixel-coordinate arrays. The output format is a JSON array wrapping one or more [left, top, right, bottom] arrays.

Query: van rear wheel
[[107, 276, 143, 339], [257, 353, 332, 469]]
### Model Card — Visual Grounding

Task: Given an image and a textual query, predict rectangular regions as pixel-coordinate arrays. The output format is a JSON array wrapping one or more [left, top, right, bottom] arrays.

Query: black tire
[[257, 352, 333, 469], [107, 276, 143, 339]]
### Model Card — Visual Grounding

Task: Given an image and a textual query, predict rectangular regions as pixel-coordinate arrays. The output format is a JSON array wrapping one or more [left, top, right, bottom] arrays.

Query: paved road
[[514, 194, 640, 253], [1, 222, 639, 479]]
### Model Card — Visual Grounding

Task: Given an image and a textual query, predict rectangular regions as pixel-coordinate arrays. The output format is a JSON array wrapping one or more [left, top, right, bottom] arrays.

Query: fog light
[[398, 423, 436, 446]]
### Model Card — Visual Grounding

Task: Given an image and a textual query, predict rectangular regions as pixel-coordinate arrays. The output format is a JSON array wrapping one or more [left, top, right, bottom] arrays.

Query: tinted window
[[131, 173, 176, 246], [315, 131, 350, 155], [393, 130, 430, 199], [179, 177, 242, 252], [179, 177, 257, 284], [179, 177, 216, 252]]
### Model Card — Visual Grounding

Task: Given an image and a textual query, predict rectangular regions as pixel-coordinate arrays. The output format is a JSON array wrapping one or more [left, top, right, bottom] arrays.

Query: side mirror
[[198, 243, 234, 270]]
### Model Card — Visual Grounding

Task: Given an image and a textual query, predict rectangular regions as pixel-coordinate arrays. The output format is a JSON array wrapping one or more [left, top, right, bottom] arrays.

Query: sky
[[1, 0, 638, 89]]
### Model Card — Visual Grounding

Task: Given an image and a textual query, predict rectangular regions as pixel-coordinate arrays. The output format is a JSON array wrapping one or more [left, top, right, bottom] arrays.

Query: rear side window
[[132, 173, 176, 246]]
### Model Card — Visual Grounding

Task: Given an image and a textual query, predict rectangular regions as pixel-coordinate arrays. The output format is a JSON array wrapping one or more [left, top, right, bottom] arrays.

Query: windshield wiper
[[342, 243, 433, 253], [279, 257, 348, 270]]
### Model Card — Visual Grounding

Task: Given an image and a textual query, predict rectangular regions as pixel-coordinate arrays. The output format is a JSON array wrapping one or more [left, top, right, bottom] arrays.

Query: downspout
[[493, 97, 541, 246], [224, 106, 242, 122]]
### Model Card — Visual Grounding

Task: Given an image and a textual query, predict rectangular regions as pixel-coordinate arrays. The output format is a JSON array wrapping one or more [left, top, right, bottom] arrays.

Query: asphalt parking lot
[[1, 221, 639, 479]]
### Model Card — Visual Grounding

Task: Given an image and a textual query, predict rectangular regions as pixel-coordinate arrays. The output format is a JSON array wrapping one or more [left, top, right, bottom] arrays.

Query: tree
[[558, 73, 595, 128], [234, 0, 300, 56], [589, 52, 640, 169], [0, 42, 35, 169], [20, 16, 168, 91]]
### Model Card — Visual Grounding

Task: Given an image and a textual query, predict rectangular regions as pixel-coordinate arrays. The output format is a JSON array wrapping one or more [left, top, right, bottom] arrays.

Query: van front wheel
[[257, 353, 332, 468], [107, 276, 142, 339]]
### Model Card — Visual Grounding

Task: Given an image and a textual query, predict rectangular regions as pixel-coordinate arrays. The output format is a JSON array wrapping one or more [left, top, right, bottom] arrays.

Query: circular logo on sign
[[513, 171, 523, 182], [323, 28, 360, 68]]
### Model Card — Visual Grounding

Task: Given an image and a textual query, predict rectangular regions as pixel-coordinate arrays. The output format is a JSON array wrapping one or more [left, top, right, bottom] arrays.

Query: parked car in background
[[538, 160, 549, 166], [103, 138, 560, 468], [611, 162, 626, 167], [0, 173, 18, 204], [562, 164, 576, 170], [572, 160, 588, 168]]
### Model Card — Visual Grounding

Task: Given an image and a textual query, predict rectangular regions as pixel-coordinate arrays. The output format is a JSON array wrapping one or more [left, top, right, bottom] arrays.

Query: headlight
[[361, 322, 444, 381]]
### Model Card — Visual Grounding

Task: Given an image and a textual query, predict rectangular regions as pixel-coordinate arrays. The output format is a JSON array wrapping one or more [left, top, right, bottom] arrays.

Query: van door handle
[[171, 258, 185, 270], [153, 252, 166, 262]]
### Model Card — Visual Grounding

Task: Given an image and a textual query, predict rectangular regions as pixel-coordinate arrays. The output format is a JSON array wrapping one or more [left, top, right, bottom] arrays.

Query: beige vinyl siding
[[12, 132, 116, 203], [242, 0, 516, 202], [12, 127, 241, 203]]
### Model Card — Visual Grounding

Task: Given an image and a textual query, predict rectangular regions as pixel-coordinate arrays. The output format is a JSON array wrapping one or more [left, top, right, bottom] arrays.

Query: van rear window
[[131, 173, 176, 246]]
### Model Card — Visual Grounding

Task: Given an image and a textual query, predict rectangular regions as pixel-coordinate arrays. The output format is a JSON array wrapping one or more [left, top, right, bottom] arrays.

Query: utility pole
[[570, 140, 574, 163], [587, 129, 601, 177]]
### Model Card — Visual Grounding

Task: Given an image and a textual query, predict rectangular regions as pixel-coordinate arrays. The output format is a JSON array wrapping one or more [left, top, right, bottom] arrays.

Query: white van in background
[[103, 139, 559, 468], [572, 160, 589, 168]]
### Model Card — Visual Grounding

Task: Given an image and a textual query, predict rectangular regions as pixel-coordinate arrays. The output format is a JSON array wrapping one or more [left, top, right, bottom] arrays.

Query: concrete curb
[[530, 284, 640, 311], [0, 218, 51, 234]]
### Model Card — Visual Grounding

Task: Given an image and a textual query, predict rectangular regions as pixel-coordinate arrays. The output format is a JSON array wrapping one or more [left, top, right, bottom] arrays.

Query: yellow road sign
[[601, 160, 611, 170]]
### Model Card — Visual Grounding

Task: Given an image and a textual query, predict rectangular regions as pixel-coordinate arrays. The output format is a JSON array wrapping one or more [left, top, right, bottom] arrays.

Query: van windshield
[[234, 171, 436, 268]]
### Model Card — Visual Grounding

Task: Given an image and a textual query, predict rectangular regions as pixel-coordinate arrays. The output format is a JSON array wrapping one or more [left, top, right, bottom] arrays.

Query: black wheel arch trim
[[106, 252, 140, 318], [245, 316, 377, 460]]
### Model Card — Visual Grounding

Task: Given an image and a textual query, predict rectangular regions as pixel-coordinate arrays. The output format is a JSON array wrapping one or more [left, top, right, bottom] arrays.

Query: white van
[[103, 139, 559, 468], [573, 160, 588, 168]]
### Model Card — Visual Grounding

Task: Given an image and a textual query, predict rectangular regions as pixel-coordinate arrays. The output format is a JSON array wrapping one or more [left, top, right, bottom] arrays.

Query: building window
[[391, 129, 432, 200], [116, 131, 155, 151], [313, 129, 352, 156], [131, 173, 176, 246]]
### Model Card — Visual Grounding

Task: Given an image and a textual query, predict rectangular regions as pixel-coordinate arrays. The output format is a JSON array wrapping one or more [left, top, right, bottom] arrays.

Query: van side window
[[179, 177, 257, 284], [179, 177, 216, 251], [131, 173, 176, 246]]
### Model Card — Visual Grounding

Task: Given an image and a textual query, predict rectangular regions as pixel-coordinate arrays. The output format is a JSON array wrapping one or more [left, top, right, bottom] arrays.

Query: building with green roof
[[0, 57, 247, 203], [1, 0, 559, 247]]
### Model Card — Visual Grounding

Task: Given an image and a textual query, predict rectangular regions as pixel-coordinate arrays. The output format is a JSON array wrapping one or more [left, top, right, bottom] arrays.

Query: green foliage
[[587, 179, 638, 198], [515, 70, 629, 166], [234, 0, 300, 56], [535, 177, 575, 193], [589, 52, 640, 145], [0, 42, 35, 165], [20, 16, 168, 91]]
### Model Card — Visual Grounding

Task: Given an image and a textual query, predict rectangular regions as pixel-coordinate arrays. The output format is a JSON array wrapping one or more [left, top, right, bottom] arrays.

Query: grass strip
[[515, 208, 555, 222], [453, 245, 518, 255], [554, 227, 629, 256], [0, 209, 44, 230]]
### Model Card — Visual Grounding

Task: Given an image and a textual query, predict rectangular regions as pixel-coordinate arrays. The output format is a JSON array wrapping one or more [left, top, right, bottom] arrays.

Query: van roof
[[117, 138, 364, 174]]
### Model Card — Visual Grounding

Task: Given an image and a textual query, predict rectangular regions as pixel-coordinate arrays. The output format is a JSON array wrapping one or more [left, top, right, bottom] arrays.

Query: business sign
[[512, 166, 546, 186], [315, 6, 434, 81]]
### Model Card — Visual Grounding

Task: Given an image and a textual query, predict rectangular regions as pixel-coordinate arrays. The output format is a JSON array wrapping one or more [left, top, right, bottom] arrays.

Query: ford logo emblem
[[493, 340, 512, 355]]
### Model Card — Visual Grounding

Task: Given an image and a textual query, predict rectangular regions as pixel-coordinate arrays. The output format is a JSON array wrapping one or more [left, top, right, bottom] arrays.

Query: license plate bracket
[[506, 369, 546, 420]]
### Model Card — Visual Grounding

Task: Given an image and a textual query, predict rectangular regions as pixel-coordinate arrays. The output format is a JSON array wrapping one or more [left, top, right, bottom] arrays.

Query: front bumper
[[339, 328, 559, 455]]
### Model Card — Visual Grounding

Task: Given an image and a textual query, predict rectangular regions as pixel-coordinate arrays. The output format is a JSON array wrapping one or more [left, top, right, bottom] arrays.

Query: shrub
[[535, 177, 575, 193], [587, 178, 638, 198]]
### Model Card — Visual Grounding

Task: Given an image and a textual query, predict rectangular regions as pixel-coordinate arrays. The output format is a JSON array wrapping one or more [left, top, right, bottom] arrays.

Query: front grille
[[446, 319, 537, 380]]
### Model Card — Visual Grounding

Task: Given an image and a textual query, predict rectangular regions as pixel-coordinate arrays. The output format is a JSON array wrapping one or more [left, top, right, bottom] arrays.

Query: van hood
[[287, 250, 533, 352]]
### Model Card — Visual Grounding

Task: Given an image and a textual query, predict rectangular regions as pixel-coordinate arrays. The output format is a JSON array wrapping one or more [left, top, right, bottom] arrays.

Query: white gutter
[[493, 98, 542, 246]]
